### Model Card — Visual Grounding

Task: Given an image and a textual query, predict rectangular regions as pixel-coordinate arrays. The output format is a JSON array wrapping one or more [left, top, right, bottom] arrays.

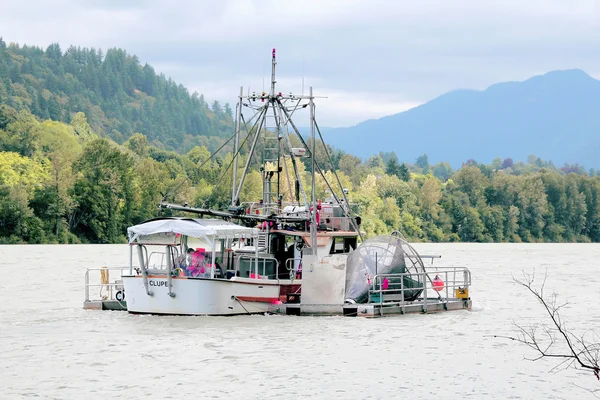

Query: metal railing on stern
[[368, 267, 471, 311], [84, 267, 128, 303]]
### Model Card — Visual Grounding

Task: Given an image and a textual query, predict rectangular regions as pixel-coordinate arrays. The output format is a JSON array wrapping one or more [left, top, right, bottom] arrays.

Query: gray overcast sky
[[2, 0, 600, 126]]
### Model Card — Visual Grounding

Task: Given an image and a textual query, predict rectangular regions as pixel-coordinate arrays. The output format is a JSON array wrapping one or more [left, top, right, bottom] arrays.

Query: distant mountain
[[322, 69, 600, 169]]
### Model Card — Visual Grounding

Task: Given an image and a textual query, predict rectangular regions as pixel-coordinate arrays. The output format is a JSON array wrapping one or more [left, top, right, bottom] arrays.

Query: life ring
[[116, 290, 125, 301]]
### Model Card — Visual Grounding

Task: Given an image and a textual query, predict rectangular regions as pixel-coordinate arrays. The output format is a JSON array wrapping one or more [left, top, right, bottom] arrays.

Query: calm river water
[[1, 243, 599, 399]]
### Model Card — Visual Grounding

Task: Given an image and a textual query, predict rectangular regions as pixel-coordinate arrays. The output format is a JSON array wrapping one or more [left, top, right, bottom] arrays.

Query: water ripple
[[1, 243, 599, 399]]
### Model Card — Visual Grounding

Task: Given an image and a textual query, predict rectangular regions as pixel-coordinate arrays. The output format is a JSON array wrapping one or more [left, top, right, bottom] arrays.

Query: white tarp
[[127, 218, 258, 243]]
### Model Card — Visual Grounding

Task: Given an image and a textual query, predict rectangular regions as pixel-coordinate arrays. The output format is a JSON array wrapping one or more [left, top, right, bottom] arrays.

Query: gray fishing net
[[344, 233, 426, 303]]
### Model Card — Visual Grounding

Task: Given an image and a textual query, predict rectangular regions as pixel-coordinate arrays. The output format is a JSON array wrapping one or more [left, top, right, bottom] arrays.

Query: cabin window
[[344, 237, 357, 252], [330, 238, 344, 254], [237, 257, 277, 279], [138, 245, 172, 273], [329, 237, 357, 254]]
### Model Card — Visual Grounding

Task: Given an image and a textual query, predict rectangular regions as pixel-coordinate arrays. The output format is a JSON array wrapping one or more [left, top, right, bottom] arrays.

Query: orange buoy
[[432, 275, 444, 292]]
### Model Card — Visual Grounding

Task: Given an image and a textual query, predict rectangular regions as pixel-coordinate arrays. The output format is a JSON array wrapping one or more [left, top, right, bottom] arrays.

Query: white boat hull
[[122, 276, 280, 315]]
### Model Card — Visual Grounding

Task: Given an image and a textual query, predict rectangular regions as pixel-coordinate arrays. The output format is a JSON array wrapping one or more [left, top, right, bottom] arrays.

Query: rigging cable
[[278, 102, 364, 241], [161, 104, 264, 203], [279, 105, 294, 206], [215, 109, 265, 187], [233, 296, 252, 314], [276, 98, 310, 207], [313, 113, 363, 241], [232, 105, 270, 204]]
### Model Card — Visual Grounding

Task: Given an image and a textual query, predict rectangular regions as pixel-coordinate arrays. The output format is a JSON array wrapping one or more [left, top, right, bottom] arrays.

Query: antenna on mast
[[271, 48, 277, 95]]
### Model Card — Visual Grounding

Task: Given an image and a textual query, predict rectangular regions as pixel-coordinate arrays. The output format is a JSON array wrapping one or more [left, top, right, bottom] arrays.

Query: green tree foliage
[[0, 149, 49, 243], [124, 133, 149, 158], [70, 138, 135, 243], [386, 156, 411, 182], [432, 162, 453, 181], [132, 158, 171, 222], [0, 186, 46, 243], [2, 41, 600, 244], [415, 153, 429, 173], [338, 154, 364, 186], [35, 120, 81, 237], [70, 112, 96, 143], [0, 104, 18, 129], [1, 109, 600, 244], [420, 177, 441, 220], [453, 166, 488, 206], [0, 151, 49, 187]]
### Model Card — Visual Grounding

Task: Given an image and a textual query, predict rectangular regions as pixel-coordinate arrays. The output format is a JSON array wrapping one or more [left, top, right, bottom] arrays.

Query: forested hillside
[[0, 38, 233, 152], [1, 104, 599, 244], [1, 39, 600, 244]]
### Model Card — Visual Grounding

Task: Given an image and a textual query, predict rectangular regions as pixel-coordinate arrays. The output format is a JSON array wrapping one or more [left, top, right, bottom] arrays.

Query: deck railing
[[285, 257, 303, 279], [368, 266, 471, 313], [84, 267, 128, 302]]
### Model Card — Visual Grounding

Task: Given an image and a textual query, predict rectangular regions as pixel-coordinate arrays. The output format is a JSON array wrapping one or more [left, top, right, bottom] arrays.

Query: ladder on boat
[[257, 231, 269, 253], [261, 112, 282, 214]]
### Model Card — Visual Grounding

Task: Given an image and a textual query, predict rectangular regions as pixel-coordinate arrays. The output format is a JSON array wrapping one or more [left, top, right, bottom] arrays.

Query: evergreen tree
[[398, 163, 410, 182], [224, 103, 233, 118], [47, 95, 62, 121], [211, 100, 222, 115], [46, 43, 62, 60], [386, 158, 400, 177], [415, 153, 429, 173]]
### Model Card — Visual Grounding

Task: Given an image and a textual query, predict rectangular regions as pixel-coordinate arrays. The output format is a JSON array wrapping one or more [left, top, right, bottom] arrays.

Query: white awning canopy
[[127, 218, 258, 243]]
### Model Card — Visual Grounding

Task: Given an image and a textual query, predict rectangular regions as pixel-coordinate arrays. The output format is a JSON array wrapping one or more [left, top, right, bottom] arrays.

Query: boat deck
[[82, 298, 470, 317], [84, 267, 127, 311], [271, 297, 471, 317], [83, 266, 472, 317], [83, 300, 127, 311]]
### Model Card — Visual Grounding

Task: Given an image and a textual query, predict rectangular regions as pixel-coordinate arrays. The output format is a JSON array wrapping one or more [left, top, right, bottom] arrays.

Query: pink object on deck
[[382, 278, 389, 290], [188, 248, 208, 277], [432, 275, 445, 292]]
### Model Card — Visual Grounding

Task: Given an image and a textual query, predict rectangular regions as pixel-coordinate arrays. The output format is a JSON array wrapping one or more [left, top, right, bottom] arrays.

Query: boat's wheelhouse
[[126, 218, 281, 290]]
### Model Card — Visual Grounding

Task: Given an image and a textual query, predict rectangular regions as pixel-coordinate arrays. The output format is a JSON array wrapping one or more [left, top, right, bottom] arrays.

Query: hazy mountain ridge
[[322, 69, 600, 168]]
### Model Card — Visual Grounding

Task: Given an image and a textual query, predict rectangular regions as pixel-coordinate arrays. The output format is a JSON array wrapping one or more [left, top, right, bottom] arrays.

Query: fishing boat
[[83, 49, 472, 317]]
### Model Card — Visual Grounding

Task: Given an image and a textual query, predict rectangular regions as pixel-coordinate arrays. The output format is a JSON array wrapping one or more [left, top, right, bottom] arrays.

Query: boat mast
[[231, 87, 243, 206], [309, 86, 317, 250], [230, 49, 313, 219], [265, 48, 279, 215], [270, 48, 277, 97], [270, 50, 281, 207]]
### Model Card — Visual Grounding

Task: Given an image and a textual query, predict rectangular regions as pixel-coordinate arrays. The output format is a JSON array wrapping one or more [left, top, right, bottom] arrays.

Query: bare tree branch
[[494, 270, 599, 383]]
